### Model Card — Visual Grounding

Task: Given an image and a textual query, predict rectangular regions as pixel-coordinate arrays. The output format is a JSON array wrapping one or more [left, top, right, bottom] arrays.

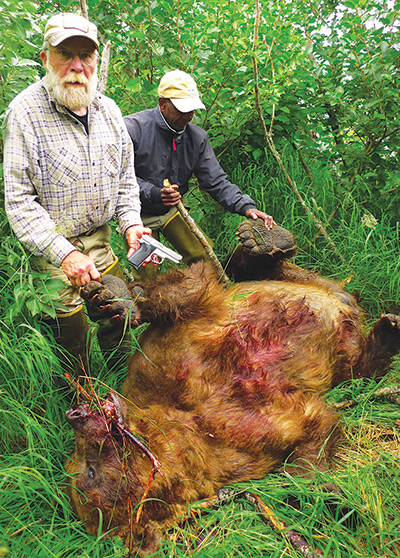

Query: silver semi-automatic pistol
[[127, 235, 182, 270]]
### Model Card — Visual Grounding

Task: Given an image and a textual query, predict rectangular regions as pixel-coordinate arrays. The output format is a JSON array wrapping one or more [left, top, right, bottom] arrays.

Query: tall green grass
[[195, 154, 400, 315], [1, 154, 400, 557]]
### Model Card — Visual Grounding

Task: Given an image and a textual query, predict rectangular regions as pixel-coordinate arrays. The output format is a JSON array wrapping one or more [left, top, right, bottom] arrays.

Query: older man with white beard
[[3, 13, 150, 377]]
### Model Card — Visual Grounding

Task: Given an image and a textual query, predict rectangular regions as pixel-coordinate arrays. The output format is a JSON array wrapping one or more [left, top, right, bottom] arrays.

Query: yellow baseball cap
[[44, 13, 99, 50], [158, 70, 205, 112]]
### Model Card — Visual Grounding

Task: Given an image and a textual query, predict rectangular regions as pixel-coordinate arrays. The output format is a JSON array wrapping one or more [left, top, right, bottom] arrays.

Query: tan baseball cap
[[44, 13, 99, 50], [158, 70, 205, 112]]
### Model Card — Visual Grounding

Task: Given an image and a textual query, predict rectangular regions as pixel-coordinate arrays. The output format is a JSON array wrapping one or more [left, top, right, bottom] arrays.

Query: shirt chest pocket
[[102, 143, 120, 178], [46, 147, 81, 188]]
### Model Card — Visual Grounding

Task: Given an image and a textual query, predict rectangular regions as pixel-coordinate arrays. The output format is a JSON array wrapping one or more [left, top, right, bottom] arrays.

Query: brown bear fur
[[66, 248, 400, 556]]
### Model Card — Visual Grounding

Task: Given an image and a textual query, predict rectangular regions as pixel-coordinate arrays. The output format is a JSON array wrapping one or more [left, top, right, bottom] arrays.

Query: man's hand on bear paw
[[80, 275, 136, 324]]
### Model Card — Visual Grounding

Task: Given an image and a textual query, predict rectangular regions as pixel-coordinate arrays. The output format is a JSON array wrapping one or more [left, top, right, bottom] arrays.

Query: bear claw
[[81, 275, 135, 324]]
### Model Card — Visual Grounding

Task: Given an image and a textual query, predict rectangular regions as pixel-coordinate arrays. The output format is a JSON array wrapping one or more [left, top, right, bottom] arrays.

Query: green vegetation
[[0, 0, 399, 557]]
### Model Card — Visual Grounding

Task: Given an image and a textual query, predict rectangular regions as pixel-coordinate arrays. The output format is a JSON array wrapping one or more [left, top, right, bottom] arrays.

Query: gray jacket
[[124, 107, 256, 216]]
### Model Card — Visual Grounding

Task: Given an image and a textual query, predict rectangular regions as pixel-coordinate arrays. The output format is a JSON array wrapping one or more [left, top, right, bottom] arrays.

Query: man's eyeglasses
[[48, 47, 97, 65]]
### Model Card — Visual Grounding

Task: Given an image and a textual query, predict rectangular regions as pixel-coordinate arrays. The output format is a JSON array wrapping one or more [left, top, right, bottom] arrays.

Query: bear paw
[[80, 275, 136, 324], [237, 219, 296, 259]]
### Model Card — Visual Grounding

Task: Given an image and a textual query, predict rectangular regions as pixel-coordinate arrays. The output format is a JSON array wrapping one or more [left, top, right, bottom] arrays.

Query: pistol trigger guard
[[151, 253, 163, 266]]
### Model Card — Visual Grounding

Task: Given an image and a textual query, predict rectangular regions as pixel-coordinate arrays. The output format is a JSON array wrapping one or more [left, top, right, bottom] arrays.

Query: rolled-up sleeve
[[113, 113, 143, 236]]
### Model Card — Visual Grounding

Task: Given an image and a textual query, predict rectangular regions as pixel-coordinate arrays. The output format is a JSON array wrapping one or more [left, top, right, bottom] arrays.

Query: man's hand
[[125, 224, 152, 259], [245, 209, 277, 230], [160, 183, 181, 206], [61, 250, 101, 287]]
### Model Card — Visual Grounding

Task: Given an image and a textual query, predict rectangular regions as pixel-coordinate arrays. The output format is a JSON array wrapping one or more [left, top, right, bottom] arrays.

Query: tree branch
[[163, 181, 230, 284], [79, 0, 88, 19], [252, 0, 343, 261], [98, 41, 111, 94]]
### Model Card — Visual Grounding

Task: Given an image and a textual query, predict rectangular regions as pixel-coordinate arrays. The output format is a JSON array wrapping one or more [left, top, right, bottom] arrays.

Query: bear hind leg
[[283, 399, 342, 478]]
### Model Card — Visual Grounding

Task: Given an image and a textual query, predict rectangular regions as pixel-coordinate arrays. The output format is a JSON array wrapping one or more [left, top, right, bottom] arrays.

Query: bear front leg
[[80, 275, 139, 325], [225, 219, 297, 282], [80, 275, 142, 370], [352, 314, 400, 379], [123, 520, 163, 558]]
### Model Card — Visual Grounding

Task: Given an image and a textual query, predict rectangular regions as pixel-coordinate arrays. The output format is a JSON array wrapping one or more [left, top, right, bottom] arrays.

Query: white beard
[[44, 60, 98, 112]]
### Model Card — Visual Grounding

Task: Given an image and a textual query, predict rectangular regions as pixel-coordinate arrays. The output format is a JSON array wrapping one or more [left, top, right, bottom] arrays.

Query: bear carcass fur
[[65, 225, 400, 556]]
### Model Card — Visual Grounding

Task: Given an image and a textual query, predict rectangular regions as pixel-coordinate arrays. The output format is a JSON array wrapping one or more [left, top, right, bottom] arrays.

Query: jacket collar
[[156, 105, 186, 136]]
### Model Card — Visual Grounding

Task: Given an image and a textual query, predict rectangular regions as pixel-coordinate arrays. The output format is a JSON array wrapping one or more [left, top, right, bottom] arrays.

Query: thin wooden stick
[[244, 492, 325, 558], [191, 489, 325, 558], [331, 385, 400, 410], [80, 1, 110, 95], [10, 520, 41, 537], [98, 41, 111, 94], [135, 469, 157, 523], [79, 0, 88, 19], [163, 180, 230, 284]]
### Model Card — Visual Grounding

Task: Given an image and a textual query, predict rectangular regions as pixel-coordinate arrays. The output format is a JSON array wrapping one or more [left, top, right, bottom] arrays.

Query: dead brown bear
[[65, 220, 400, 556]]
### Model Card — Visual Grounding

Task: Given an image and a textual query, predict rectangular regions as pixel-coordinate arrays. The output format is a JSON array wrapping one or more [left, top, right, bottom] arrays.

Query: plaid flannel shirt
[[4, 79, 142, 267]]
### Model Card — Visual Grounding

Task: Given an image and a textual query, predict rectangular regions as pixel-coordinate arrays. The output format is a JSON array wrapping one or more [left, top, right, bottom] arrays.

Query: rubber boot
[[45, 306, 92, 379], [161, 211, 213, 266], [128, 212, 213, 282], [97, 319, 132, 372]]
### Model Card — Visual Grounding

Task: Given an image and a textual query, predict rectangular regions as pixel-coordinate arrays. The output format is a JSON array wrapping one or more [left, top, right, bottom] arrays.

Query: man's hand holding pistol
[[127, 235, 182, 270]]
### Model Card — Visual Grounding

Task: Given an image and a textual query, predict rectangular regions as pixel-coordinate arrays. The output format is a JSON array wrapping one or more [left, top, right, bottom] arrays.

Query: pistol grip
[[127, 243, 154, 270]]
